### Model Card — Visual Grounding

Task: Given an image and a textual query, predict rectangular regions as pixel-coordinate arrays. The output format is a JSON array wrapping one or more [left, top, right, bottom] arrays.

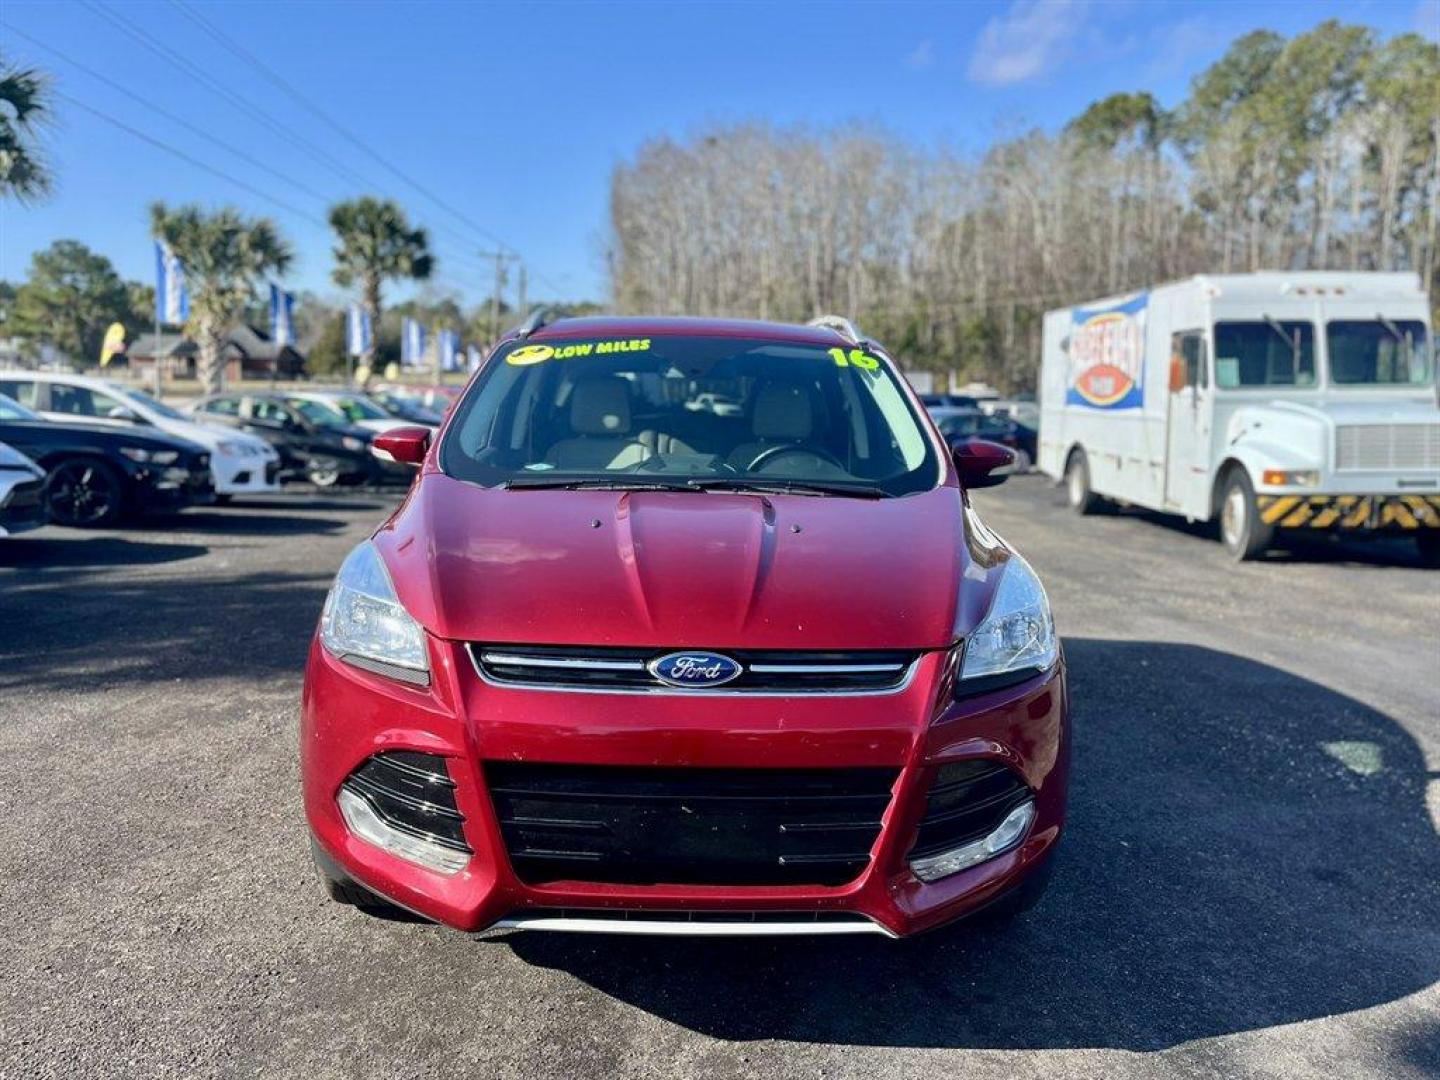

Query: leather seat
[[728, 383, 814, 471], [546, 377, 650, 470]]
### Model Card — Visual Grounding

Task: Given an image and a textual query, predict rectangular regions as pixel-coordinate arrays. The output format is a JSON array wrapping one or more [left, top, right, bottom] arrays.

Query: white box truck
[[1038, 272, 1439, 562]]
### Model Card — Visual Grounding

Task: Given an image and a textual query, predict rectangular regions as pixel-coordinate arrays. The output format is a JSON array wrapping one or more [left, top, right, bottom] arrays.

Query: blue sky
[[3, 0, 1436, 308]]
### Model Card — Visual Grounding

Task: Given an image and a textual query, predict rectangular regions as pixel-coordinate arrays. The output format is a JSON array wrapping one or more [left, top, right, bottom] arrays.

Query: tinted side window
[[49, 384, 130, 417], [252, 399, 292, 424], [1213, 322, 1315, 388], [1171, 331, 1208, 389], [202, 396, 242, 416], [0, 379, 39, 407]]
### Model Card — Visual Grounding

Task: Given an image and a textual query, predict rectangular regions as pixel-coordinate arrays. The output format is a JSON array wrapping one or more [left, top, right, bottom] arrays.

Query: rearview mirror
[[373, 425, 431, 466], [951, 438, 1015, 489]]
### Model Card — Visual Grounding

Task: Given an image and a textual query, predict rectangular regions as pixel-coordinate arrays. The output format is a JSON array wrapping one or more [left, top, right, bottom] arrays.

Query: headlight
[[341, 435, 366, 452], [118, 447, 179, 465], [216, 439, 251, 457], [1261, 469, 1319, 487], [960, 555, 1058, 684], [320, 541, 429, 684]]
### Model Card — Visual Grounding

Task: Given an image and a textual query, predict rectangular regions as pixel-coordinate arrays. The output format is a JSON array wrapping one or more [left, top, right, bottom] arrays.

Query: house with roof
[[125, 325, 306, 382]]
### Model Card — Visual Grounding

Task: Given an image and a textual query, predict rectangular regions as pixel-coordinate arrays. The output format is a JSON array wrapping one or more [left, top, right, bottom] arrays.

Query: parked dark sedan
[[0, 396, 213, 526], [930, 407, 1037, 471], [187, 392, 384, 487], [368, 389, 445, 426]]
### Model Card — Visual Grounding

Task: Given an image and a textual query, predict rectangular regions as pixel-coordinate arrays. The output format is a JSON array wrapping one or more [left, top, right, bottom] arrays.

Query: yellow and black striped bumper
[[1257, 494, 1440, 530]]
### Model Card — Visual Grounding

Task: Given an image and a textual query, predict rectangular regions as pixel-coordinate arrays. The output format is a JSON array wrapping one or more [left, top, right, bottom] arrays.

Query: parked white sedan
[[0, 373, 281, 500]]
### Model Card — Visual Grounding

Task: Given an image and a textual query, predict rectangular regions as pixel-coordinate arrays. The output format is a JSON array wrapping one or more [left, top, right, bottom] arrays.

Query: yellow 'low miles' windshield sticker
[[507, 339, 653, 365]]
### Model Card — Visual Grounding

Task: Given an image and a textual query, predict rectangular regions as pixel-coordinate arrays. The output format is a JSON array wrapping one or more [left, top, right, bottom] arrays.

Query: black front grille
[[485, 763, 898, 886], [908, 761, 1032, 861], [473, 645, 917, 693], [341, 751, 470, 852]]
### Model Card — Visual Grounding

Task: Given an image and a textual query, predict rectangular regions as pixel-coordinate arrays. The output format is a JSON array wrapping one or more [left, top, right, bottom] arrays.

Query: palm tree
[[149, 202, 292, 394], [0, 52, 53, 203], [328, 197, 434, 380]]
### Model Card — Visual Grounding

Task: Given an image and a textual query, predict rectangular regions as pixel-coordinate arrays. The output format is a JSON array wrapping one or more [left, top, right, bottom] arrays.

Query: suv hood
[[375, 474, 970, 650]]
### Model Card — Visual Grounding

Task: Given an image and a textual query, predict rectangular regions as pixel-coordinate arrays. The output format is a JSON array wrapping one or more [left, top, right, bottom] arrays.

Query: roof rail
[[806, 315, 862, 345], [512, 306, 557, 339]]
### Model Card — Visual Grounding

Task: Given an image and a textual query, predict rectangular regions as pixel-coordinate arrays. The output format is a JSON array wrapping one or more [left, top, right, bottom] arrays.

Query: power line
[[2, 20, 334, 209], [171, 0, 513, 253], [53, 91, 329, 228], [167, 0, 567, 297], [76, 0, 501, 282], [80, 0, 377, 194]]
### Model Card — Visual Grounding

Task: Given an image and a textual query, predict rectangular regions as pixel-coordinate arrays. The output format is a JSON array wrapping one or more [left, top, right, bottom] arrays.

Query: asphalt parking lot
[[2, 476, 1437, 1080]]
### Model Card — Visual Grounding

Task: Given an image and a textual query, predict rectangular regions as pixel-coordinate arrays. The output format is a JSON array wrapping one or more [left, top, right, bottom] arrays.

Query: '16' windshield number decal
[[827, 347, 881, 372]]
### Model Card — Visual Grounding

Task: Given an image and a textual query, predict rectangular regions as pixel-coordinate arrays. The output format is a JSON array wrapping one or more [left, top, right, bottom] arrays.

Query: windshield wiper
[[690, 478, 891, 499], [503, 476, 705, 492]]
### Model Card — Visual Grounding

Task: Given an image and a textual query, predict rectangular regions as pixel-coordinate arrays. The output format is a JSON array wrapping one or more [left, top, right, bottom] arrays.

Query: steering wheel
[[746, 444, 846, 473]]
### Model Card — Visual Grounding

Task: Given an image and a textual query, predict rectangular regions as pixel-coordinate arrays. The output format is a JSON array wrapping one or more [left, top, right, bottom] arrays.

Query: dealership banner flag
[[439, 329, 461, 372], [346, 305, 371, 357], [154, 242, 190, 325], [402, 318, 427, 367], [467, 343, 482, 373], [270, 284, 295, 348]]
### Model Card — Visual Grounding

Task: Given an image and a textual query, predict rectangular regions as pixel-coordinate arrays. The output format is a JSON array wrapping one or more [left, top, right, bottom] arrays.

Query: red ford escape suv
[[302, 315, 1069, 938]]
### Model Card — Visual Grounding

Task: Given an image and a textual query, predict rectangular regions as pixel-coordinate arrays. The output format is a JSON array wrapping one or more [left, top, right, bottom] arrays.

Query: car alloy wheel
[[46, 459, 123, 527], [308, 458, 342, 488]]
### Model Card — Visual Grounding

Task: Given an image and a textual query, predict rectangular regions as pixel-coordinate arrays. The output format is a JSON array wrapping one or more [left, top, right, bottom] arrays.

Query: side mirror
[[373, 425, 431, 466], [106, 406, 141, 423], [951, 438, 1015, 489]]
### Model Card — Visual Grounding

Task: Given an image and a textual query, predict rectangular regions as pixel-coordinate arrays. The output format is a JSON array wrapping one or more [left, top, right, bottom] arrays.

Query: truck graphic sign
[[1066, 293, 1147, 409]]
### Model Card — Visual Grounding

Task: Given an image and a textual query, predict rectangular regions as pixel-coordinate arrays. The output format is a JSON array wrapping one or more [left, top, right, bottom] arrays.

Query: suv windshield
[[117, 386, 188, 422], [440, 334, 939, 496], [1327, 320, 1433, 386], [331, 395, 390, 421], [286, 398, 347, 427], [1214, 321, 1316, 388]]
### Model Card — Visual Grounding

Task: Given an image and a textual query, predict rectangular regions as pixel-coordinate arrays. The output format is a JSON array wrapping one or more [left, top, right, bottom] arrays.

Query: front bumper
[[0, 473, 47, 535], [213, 454, 282, 495], [301, 638, 1069, 938], [1257, 493, 1440, 531]]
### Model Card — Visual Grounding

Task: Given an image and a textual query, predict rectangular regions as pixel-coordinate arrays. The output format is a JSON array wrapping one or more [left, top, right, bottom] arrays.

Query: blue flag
[[154, 241, 190, 325], [346, 305, 372, 358], [402, 318, 427, 367], [439, 329, 461, 372], [270, 284, 295, 348], [467, 343, 483, 373]]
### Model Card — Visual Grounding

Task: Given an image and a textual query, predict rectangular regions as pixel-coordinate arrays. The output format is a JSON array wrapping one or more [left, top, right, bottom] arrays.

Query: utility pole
[[517, 263, 528, 320], [477, 250, 518, 346]]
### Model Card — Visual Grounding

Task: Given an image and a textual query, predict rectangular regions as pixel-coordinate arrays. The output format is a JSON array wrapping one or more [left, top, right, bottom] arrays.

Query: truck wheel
[[1219, 470, 1272, 561], [1064, 451, 1102, 515], [1417, 534, 1440, 568]]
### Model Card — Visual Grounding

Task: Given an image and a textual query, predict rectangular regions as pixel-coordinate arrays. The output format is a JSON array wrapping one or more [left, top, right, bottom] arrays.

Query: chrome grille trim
[[1335, 423, 1440, 472], [490, 912, 896, 937], [469, 645, 922, 696]]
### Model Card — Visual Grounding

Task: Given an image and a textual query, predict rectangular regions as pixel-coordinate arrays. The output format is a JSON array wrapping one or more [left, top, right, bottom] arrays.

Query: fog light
[[1262, 469, 1319, 487], [909, 799, 1036, 883], [337, 787, 470, 875]]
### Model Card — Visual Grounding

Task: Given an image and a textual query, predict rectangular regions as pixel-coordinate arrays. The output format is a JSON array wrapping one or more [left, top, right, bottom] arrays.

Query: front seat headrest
[[569, 377, 632, 435]]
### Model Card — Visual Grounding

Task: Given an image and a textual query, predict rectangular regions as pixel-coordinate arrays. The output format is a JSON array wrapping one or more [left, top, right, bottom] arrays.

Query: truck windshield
[[1213, 321, 1316, 389], [1327, 320, 1433, 386], [440, 335, 939, 497]]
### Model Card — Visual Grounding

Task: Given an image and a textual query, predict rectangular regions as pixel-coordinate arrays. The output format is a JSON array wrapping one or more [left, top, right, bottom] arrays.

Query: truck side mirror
[[952, 438, 1015, 489], [373, 425, 430, 466]]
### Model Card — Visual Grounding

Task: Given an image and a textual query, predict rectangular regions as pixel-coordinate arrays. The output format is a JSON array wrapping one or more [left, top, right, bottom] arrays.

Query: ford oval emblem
[[648, 651, 743, 689]]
